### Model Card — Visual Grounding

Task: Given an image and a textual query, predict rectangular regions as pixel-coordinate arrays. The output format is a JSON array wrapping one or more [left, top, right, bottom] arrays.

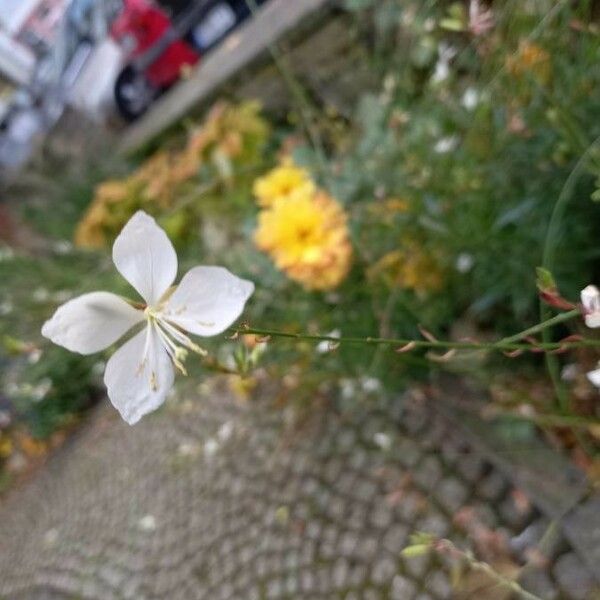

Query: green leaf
[[536, 267, 556, 293]]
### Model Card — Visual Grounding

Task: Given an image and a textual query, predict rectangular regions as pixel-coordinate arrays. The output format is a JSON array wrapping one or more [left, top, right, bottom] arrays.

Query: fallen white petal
[[41, 292, 143, 355], [104, 325, 174, 425], [112, 211, 177, 306], [162, 266, 254, 336]]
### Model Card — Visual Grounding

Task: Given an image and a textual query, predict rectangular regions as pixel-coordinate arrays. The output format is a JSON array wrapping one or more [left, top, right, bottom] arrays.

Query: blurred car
[[110, 0, 270, 121]]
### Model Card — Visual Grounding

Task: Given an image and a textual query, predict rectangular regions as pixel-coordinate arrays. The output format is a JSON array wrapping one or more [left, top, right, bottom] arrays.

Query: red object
[[110, 0, 200, 88]]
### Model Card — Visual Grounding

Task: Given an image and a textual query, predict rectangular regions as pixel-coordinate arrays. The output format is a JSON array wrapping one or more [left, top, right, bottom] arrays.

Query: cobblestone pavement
[[0, 379, 598, 600]]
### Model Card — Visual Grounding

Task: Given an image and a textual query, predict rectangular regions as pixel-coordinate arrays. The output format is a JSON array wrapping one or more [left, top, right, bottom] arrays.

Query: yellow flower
[[253, 160, 315, 207], [506, 41, 551, 83], [254, 190, 352, 290], [0, 435, 12, 459], [369, 244, 444, 296]]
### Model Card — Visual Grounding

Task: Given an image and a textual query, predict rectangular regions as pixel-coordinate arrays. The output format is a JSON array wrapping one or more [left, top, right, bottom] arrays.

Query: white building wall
[[0, 30, 34, 85], [0, 0, 39, 35]]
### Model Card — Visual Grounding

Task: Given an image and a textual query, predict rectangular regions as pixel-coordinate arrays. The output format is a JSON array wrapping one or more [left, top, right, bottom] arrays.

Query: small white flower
[[361, 377, 381, 393], [138, 515, 157, 531], [587, 364, 600, 389], [217, 421, 234, 442], [41, 211, 254, 425], [580, 285, 600, 328], [316, 330, 341, 354], [373, 432, 392, 451], [204, 438, 219, 457], [561, 363, 578, 382], [31, 378, 52, 402], [53, 240, 73, 255], [28, 348, 42, 364], [455, 253, 474, 273], [462, 88, 479, 110], [432, 42, 457, 83], [33, 288, 49, 303], [434, 135, 460, 154]]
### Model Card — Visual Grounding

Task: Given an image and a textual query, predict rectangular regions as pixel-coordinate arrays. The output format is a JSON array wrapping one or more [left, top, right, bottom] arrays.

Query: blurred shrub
[[5, 346, 98, 439], [75, 101, 270, 248]]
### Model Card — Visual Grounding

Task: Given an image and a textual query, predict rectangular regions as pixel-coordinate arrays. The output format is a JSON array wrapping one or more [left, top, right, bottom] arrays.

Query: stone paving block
[[391, 574, 418, 599], [454, 452, 486, 482], [435, 477, 469, 513], [519, 568, 560, 600], [478, 470, 508, 501], [414, 456, 443, 491], [383, 523, 409, 555], [553, 553, 595, 600], [371, 555, 397, 585]]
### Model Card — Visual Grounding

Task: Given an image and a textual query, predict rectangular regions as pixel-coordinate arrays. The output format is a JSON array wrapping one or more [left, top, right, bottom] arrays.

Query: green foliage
[[9, 347, 98, 439], [325, 0, 600, 332]]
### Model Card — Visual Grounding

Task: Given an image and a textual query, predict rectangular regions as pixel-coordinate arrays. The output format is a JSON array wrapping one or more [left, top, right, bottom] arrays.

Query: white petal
[[41, 292, 143, 355], [585, 313, 600, 328], [581, 285, 600, 328], [104, 325, 174, 425], [112, 211, 178, 306], [161, 266, 254, 337], [587, 366, 600, 389]]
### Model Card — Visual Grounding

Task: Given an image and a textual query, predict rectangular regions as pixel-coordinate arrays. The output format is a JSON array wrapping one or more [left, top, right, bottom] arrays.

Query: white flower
[[316, 330, 341, 354], [41, 211, 254, 425], [373, 432, 392, 451], [361, 376, 381, 393], [217, 421, 234, 442], [432, 42, 457, 83], [138, 515, 157, 531], [462, 87, 479, 110], [33, 288, 49, 303], [434, 135, 460, 154], [455, 253, 474, 273], [580, 285, 600, 328], [587, 365, 600, 389]]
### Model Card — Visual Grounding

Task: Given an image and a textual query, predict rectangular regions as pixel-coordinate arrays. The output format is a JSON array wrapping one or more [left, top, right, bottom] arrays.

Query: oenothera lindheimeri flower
[[581, 285, 600, 328], [580, 285, 600, 389], [42, 211, 254, 424]]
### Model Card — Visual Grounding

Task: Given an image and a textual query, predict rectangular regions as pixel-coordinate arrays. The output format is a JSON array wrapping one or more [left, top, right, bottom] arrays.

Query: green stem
[[499, 309, 579, 344], [235, 308, 593, 353]]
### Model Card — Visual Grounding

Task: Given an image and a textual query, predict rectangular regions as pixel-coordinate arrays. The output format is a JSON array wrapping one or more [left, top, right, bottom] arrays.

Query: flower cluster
[[253, 161, 352, 290], [75, 102, 269, 248]]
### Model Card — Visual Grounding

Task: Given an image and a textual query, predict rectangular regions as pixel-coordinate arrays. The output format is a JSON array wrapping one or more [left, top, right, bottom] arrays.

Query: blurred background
[[0, 1, 599, 598]]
